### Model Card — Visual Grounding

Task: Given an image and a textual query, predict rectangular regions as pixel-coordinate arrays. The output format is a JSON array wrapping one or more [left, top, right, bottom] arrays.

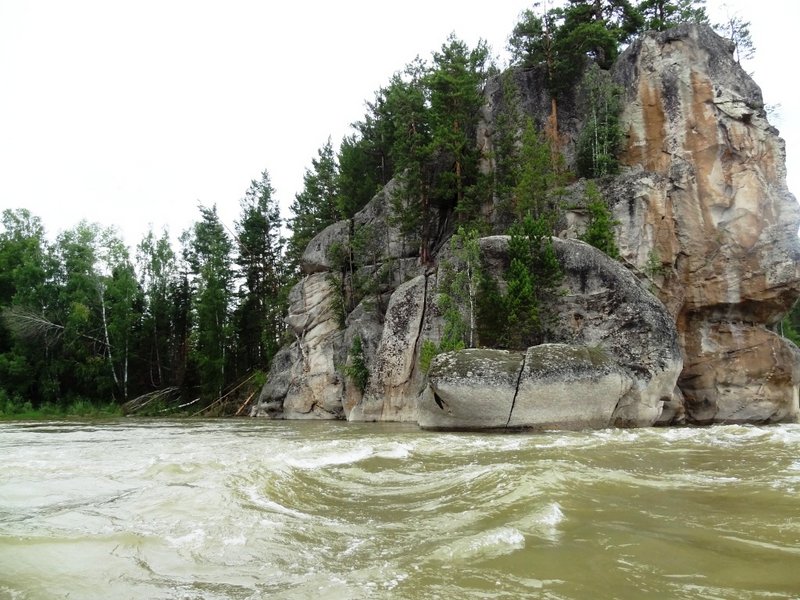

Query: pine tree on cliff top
[[286, 139, 340, 275]]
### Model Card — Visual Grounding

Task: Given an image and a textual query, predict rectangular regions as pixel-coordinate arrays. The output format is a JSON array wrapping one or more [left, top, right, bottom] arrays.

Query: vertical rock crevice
[[505, 351, 528, 428]]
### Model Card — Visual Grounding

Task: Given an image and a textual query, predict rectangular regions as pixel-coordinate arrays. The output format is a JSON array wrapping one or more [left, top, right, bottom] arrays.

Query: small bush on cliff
[[580, 182, 620, 260], [343, 335, 369, 393]]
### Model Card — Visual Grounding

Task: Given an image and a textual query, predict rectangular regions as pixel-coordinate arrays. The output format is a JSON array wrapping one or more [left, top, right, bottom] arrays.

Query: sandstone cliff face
[[254, 24, 800, 427], [608, 25, 800, 423]]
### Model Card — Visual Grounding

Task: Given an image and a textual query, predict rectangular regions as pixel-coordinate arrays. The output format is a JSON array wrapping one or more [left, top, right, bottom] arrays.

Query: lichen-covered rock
[[419, 349, 524, 429], [349, 275, 428, 422], [512, 344, 633, 430], [420, 344, 636, 431]]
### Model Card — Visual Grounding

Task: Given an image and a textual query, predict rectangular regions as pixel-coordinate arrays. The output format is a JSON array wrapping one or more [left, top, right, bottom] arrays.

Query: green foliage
[[185, 205, 234, 401], [505, 215, 563, 348], [475, 270, 508, 348], [644, 249, 667, 278], [580, 182, 620, 259], [713, 12, 755, 64], [234, 170, 288, 373], [636, 0, 708, 31], [509, 1, 642, 105], [343, 335, 369, 393], [336, 134, 382, 219], [515, 118, 567, 219], [427, 35, 491, 213], [437, 227, 483, 350], [780, 301, 800, 348], [576, 64, 624, 178], [419, 340, 440, 374], [286, 139, 340, 274]]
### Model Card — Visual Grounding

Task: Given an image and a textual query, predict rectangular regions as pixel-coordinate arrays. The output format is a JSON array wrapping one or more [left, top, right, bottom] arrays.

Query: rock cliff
[[253, 24, 800, 428], [609, 25, 800, 423]]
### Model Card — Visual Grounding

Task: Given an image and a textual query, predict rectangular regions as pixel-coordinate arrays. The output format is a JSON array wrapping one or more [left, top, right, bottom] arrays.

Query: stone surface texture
[[254, 24, 800, 428], [608, 25, 800, 423]]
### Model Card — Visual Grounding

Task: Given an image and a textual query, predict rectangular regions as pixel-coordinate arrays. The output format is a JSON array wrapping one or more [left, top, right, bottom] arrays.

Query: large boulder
[[420, 345, 635, 430], [419, 349, 524, 430]]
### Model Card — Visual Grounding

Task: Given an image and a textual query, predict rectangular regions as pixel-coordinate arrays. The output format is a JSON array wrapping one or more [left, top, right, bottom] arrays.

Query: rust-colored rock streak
[[614, 25, 800, 423]]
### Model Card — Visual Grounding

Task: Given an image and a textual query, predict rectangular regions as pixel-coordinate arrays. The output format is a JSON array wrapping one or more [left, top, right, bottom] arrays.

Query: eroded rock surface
[[254, 24, 799, 428], [421, 239, 682, 430], [609, 25, 800, 423]]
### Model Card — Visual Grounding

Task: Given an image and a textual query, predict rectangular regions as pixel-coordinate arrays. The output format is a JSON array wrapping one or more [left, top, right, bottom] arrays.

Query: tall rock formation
[[254, 24, 800, 427], [609, 25, 800, 423]]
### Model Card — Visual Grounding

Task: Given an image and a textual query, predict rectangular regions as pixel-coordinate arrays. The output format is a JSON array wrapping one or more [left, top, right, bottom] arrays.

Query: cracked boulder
[[420, 345, 634, 430], [419, 349, 525, 429]]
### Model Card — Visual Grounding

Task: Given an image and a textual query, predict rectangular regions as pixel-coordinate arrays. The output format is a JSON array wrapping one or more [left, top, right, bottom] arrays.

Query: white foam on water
[[166, 527, 205, 549], [223, 533, 247, 546], [243, 485, 310, 520], [285, 446, 373, 469], [519, 502, 565, 541], [440, 526, 526, 562], [375, 443, 411, 459], [539, 502, 564, 527]]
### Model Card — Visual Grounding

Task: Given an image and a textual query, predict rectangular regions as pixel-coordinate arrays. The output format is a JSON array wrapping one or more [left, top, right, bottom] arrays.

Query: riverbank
[[0, 396, 122, 420]]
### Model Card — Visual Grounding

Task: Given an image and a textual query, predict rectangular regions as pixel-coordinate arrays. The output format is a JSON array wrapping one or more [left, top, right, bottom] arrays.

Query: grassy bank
[[0, 395, 123, 420]]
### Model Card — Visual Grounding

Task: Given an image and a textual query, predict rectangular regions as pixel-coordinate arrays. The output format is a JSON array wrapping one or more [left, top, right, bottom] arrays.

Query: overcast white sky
[[0, 0, 797, 248]]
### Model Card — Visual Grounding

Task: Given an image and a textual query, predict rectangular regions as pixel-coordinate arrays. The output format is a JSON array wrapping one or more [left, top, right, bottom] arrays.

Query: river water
[[1, 420, 798, 599]]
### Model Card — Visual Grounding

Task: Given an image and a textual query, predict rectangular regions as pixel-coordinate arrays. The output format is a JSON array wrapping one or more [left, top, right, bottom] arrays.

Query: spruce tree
[[234, 170, 287, 374], [185, 205, 234, 401]]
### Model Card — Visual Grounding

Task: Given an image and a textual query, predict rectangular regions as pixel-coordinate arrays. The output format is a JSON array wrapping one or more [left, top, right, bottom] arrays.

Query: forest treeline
[[0, 0, 775, 416]]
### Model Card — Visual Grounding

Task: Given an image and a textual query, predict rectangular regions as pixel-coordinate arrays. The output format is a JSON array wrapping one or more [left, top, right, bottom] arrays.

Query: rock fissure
[[506, 351, 527, 428]]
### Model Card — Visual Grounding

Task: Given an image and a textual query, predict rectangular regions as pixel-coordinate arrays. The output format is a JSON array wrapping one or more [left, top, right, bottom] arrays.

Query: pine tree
[[636, 0, 708, 31], [427, 35, 491, 225], [714, 12, 755, 64], [385, 61, 432, 256], [286, 140, 340, 274]]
